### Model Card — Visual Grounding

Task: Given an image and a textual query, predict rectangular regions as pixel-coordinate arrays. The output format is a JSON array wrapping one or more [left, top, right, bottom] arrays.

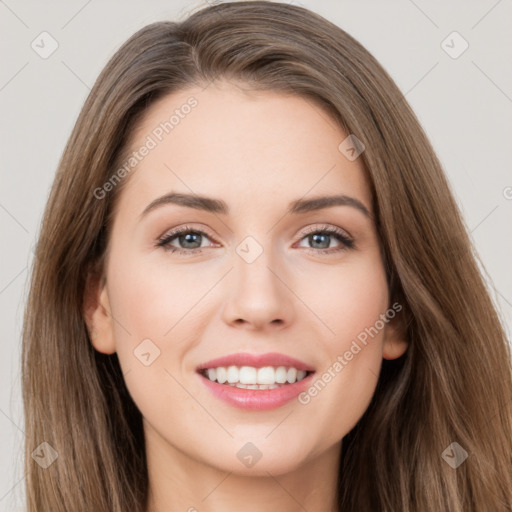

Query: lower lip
[[198, 372, 315, 410]]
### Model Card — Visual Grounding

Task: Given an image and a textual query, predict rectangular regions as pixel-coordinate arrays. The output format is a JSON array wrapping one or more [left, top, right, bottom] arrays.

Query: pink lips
[[196, 352, 315, 411]]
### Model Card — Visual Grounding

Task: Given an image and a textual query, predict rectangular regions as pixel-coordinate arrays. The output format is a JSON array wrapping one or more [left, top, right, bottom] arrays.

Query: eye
[[295, 224, 355, 255], [156, 224, 355, 256], [156, 225, 217, 255]]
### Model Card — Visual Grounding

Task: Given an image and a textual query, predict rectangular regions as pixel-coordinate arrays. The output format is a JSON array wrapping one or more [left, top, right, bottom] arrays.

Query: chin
[[191, 433, 315, 477], [216, 451, 308, 477]]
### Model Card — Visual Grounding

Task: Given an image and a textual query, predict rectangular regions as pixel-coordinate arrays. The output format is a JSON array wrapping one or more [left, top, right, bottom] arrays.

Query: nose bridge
[[221, 232, 294, 329]]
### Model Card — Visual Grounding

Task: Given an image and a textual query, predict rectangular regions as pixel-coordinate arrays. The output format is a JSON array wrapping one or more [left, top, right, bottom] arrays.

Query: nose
[[220, 244, 295, 332]]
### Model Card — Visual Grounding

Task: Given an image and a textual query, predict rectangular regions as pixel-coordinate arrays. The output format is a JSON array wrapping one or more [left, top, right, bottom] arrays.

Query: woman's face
[[88, 81, 407, 476]]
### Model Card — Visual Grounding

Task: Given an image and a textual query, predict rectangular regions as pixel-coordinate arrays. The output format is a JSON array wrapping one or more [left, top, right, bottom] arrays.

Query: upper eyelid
[[158, 224, 217, 242], [300, 223, 352, 238]]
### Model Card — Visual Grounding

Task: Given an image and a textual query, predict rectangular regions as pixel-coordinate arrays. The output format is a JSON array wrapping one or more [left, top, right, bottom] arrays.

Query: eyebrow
[[140, 192, 371, 219]]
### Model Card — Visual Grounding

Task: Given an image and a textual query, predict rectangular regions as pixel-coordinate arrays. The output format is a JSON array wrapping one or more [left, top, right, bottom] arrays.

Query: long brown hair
[[22, 1, 512, 510]]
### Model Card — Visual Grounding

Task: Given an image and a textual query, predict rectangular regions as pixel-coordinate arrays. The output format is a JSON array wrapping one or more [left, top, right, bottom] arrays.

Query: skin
[[86, 81, 408, 512]]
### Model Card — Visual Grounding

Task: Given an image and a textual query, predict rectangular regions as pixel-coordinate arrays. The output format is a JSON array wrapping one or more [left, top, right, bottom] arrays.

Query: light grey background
[[1, 0, 511, 509]]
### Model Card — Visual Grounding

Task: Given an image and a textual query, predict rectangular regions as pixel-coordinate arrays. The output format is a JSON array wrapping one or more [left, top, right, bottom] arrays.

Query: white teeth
[[275, 366, 288, 383], [234, 383, 280, 390], [202, 365, 310, 386], [216, 367, 227, 384], [257, 366, 275, 385], [239, 366, 257, 384], [286, 367, 297, 383], [227, 366, 238, 383]]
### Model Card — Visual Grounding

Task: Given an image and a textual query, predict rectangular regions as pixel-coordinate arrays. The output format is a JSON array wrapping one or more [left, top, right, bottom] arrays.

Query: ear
[[83, 269, 116, 355], [382, 309, 408, 360]]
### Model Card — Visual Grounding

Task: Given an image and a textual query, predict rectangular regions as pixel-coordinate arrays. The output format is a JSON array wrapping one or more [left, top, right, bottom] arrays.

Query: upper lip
[[197, 352, 315, 372]]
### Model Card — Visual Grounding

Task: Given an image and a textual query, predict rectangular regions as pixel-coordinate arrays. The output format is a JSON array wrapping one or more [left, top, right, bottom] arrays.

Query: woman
[[22, 1, 512, 511]]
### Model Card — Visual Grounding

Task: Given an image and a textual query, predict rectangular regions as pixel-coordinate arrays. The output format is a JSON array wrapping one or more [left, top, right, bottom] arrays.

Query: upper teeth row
[[205, 366, 308, 385]]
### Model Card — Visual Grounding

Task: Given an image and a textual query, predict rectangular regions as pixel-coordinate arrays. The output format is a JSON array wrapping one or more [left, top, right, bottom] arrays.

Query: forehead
[[116, 81, 372, 217]]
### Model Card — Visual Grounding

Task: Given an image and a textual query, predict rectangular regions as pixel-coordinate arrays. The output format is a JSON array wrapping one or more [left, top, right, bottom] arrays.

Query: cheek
[[307, 253, 389, 349], [105, 258, 204, 429], [104, 245, 225, 399], [294, 256, 389, 442], [330, 258, 389, 377], [107, 252, 215, 348]]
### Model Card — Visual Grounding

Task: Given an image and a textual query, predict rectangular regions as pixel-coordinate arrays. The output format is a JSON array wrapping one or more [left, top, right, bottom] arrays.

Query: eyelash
[[156, 224, 355, 256]]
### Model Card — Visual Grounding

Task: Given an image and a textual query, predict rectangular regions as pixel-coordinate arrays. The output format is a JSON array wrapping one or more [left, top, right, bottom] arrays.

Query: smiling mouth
[[198, 365, 313, 390]]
